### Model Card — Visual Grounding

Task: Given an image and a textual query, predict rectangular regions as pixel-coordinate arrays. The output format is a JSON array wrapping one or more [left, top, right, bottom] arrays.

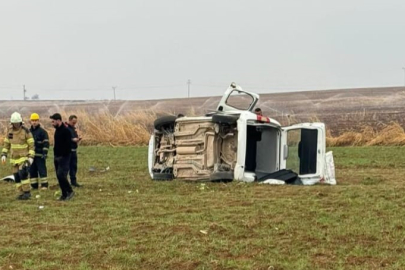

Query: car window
[[285, 128, 318, 175], [225, 90, 255, 110]]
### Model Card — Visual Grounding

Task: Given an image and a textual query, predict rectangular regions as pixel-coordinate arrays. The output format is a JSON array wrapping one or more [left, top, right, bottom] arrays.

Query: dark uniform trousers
[[54, 154, 73, 197], [69, 150, 78, 185], [30, 156, 48, 188]]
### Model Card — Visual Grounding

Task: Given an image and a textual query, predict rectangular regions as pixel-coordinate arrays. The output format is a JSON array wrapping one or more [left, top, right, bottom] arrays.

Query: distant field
[[1, 86, 405, 137], [0, 146, 405, 269]]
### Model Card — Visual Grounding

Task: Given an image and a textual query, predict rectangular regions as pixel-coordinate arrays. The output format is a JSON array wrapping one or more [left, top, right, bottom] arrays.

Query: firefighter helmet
[[10, 112, 23, 123], [30, 113, 40, 120]]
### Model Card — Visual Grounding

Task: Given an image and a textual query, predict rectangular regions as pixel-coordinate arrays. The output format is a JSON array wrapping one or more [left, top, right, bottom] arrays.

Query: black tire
[[152, 172, 174, 181], [212, 114, 238, 125], [210, 171, 234, 182], [154, 116, 177, 130]]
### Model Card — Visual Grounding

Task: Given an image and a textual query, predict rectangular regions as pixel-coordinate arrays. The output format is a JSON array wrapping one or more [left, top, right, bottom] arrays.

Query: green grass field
[[1, 146, 404, 270]]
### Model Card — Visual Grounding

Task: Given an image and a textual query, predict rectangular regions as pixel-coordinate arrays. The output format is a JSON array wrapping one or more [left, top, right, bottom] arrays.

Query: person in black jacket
[[29, 113, 50, 190], [66, 115, 82, 187], [50, 113, 75, 201]]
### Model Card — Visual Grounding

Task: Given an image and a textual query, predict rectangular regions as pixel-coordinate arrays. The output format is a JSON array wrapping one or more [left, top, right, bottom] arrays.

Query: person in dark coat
[[50, 113, 75, 201], [66, 115, 82, 187]]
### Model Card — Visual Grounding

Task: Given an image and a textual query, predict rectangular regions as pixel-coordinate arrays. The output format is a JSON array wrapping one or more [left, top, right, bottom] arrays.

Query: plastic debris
[[1, 175, 15, 182], [89, 166, 110, 173], [260, 179, 285, 185]]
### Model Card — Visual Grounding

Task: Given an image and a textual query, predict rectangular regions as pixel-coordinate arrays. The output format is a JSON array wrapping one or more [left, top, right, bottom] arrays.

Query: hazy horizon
[[1, 0, 405, 100]]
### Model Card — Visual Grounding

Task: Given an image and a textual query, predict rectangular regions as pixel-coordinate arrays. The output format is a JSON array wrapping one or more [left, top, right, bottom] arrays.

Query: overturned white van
[[148, 83, 336, 185]]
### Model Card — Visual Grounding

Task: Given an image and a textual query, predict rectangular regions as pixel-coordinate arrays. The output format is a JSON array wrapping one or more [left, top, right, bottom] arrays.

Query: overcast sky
[[1, 0, 405, 100]]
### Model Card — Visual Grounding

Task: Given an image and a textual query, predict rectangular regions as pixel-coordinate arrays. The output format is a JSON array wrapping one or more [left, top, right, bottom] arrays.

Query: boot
[[18, 192, 31, 200], [71, 182, 82, 188], [15, 183, 24, 200], [65, 191, 75, 201], [40, 182, 49, 190]]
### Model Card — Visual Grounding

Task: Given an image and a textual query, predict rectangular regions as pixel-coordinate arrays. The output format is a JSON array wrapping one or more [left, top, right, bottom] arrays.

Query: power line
[[23, 85, 27, 101], [187, 79, 191, 98], [112, 86, 117, 100], [402, 67, 405, 86]]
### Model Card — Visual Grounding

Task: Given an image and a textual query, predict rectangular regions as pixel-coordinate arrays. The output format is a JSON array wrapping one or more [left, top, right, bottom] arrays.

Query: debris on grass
[[198, 183, 207, 190], [89, 166, 111, 173], [1, 175, 14, 182]]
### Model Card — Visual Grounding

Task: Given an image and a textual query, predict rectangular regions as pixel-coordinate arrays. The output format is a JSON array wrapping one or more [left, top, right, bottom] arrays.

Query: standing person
[[50, 113, 75, 201], [29, 113, 50, 190], [1, 112, 35, 200], [66, 115, 82, 187]]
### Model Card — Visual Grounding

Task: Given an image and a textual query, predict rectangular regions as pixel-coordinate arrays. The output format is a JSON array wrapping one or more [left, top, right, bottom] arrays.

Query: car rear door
[[280, 123, 326, 185], [216, 83, 259, 113]]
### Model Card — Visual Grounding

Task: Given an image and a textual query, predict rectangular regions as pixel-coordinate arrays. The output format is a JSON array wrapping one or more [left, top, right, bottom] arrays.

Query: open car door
[[280, 123, 326, 185], [216, 83, 259, 113]]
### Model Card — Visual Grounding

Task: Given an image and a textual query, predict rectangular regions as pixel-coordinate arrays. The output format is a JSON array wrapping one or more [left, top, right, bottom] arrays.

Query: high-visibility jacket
[[2, 125, 35, 165]]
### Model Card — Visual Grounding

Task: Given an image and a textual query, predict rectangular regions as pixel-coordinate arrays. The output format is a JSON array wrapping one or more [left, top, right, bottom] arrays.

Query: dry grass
[[1, 111, 405, 147], [75, 110, 156, 146], [327, 122, 405, 147], [0, 110, 158, 146]]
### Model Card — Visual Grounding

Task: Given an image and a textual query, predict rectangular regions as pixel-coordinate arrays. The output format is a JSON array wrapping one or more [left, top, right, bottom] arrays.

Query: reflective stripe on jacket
[[2, 126, 35, 165]]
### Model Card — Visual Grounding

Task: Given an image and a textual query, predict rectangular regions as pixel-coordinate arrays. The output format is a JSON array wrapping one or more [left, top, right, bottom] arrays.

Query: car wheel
[[154, 115, 177, 130], [212, 114, 238, 125]]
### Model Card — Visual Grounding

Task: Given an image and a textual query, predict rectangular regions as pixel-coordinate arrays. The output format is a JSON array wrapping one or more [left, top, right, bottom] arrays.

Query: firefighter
[[29, 113, 50, 190], [1, 112, 35, 200]]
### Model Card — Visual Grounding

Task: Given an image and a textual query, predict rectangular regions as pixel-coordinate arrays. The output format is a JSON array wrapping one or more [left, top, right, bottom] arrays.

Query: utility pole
[[402, 68, 405, 86], [187, 79, 191, 98], [112, 86, 117, 101], [23, 85, 27, 100]]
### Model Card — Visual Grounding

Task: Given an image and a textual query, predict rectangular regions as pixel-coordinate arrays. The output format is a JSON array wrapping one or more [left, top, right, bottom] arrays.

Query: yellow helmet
[[30, 113, 40, 120]]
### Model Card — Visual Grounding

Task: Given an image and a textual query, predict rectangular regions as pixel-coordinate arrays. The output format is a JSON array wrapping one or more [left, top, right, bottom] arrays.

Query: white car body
[[148, 83, 335, 185]]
